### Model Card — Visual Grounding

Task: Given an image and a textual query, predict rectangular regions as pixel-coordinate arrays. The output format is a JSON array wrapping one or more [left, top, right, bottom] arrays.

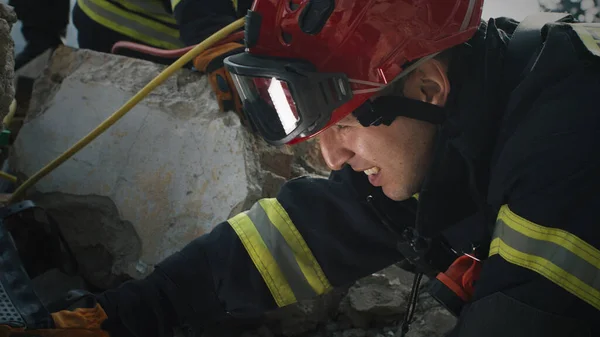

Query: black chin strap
[[353, 96, 446, 127]]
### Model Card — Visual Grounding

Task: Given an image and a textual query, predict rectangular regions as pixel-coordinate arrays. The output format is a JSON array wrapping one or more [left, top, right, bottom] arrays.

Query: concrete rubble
[[5, 20, 456, 336], [11, 45, 329, 289], [211, 265, 456, 337], [0, 3, 16, 119]]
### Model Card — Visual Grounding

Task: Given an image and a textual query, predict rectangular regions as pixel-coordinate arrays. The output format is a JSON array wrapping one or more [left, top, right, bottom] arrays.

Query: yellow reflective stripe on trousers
[[490, 205, 600, 310], [77, 0, 183, 50], [227, 198, 332, 307], [115, 0, 177, 25]]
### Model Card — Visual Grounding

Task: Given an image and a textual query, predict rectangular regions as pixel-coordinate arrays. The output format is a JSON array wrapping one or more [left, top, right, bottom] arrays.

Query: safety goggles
[[223, 53, 355, 145]]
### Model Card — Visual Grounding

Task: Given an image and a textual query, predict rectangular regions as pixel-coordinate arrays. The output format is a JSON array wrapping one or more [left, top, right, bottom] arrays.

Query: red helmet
[[224, 0, 484, 145]]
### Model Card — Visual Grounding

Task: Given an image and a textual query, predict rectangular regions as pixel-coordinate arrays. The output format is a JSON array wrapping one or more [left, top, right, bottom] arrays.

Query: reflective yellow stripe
[[77, 0, 183, 49], [115, 0, 177, 25], [228, 211, 297, 307], [498, 206, 600, 269], [232, 0, 238, 11], [571, 23, 600, 57], [490, 238, 600, 310], [412, 193, 419, 201], [490, 205, 600, 310], [258, 199, 332, 295], [171, 0, 181, 11], [227, 198, 332, 307]]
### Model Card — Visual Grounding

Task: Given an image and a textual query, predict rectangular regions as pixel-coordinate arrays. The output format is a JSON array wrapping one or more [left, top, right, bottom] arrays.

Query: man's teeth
[[363, 167, 380, 176]]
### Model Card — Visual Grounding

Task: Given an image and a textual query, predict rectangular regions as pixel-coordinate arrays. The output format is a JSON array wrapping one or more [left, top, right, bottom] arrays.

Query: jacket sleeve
[[97, 167, 407, 337], [169, 0, 246, 46], [449, 63, 600, 337]]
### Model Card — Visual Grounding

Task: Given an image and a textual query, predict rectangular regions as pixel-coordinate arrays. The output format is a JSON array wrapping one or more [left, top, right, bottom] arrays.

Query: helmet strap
[[353, 96, 446, 127]]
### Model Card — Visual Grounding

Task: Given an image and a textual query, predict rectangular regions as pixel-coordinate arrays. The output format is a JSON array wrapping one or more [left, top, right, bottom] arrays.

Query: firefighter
[[4, 0, 600, 336], [71, 0, 251, 58]]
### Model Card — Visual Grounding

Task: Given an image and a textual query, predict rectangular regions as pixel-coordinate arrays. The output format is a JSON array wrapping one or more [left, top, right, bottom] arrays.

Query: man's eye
[[337, 124, 349, 130]]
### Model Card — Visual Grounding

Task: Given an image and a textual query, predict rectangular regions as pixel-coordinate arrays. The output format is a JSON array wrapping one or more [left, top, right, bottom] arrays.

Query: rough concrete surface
[[0, 3, 16, 119], [224, 265, 456, 337], [12, 46, 327, 287]]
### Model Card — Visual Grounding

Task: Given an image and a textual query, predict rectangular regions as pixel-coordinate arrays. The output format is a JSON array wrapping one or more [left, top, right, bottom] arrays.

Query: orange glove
[[1, 299, 110, 337], [193, 42, 251, 128]]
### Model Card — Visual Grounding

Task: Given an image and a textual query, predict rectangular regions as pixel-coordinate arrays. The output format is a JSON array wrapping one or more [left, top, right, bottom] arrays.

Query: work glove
[[0, 291, 110, 337], [193, 42, 251, 128], [0, 203, 109, 337]]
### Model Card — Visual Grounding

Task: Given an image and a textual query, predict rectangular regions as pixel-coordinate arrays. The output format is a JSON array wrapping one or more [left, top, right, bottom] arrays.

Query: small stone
[[135, 260, 148, 274]]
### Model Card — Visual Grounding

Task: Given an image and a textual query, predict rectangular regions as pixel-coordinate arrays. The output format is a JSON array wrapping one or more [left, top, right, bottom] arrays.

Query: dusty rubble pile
[[209, 264, 456, 337]]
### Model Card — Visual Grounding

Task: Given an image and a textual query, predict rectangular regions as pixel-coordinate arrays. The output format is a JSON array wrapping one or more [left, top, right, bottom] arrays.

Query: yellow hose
[[0, 171, 17, 183], [3, 98, 17, 128], [0, 99, 19, 184], [9, 18, 245, 203]]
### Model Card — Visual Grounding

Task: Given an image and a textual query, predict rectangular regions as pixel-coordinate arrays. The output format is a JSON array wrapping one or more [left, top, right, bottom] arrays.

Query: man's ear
[[402, 58, 450, 107]]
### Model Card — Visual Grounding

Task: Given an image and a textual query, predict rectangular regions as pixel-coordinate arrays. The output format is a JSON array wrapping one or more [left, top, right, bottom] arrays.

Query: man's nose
[[319, 129, 354, 171]]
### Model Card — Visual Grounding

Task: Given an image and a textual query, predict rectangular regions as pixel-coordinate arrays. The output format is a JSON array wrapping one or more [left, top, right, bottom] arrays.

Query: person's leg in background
[[9, 0, 71, 70], [72, 2, 176, 65]]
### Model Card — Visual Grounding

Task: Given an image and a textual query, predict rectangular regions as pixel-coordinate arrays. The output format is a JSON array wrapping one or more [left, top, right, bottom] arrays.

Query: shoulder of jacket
[[565, 22, 600, 58]]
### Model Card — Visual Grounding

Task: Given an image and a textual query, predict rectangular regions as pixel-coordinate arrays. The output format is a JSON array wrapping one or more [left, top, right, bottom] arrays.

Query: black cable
[[398, 272, 424, 337]]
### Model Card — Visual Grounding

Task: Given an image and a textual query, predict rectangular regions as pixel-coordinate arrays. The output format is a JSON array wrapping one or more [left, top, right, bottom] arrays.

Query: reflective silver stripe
[[246, 202, 317, 300], [460, 0, 477, 31], [116, 0, 178, 25], [120, 0, 171, 16], [490, 205, 600, 310], [495, 218, 600, 290], [78, 0, 183, 49]]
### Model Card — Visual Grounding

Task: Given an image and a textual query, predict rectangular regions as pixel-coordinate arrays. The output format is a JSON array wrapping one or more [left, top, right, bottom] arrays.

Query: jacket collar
[[415, 19, 515, 238]]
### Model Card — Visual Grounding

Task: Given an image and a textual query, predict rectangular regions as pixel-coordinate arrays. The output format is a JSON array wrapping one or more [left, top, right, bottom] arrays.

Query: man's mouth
[[363, 167, 380, 176], [363, 167, 382, 186]]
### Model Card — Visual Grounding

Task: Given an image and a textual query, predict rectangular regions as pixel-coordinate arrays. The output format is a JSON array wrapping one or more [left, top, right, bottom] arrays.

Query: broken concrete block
[[0, 3, 16, 119], [12, 46, 327, 288], [338, 267, 413, 329]]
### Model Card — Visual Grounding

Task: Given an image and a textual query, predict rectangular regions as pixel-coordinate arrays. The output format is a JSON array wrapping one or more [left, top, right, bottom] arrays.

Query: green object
[[0, 129, 11, 146]]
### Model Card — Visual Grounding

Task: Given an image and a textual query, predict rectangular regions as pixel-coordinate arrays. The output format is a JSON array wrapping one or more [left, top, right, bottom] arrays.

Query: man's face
[[318, 59, 450, 201]]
